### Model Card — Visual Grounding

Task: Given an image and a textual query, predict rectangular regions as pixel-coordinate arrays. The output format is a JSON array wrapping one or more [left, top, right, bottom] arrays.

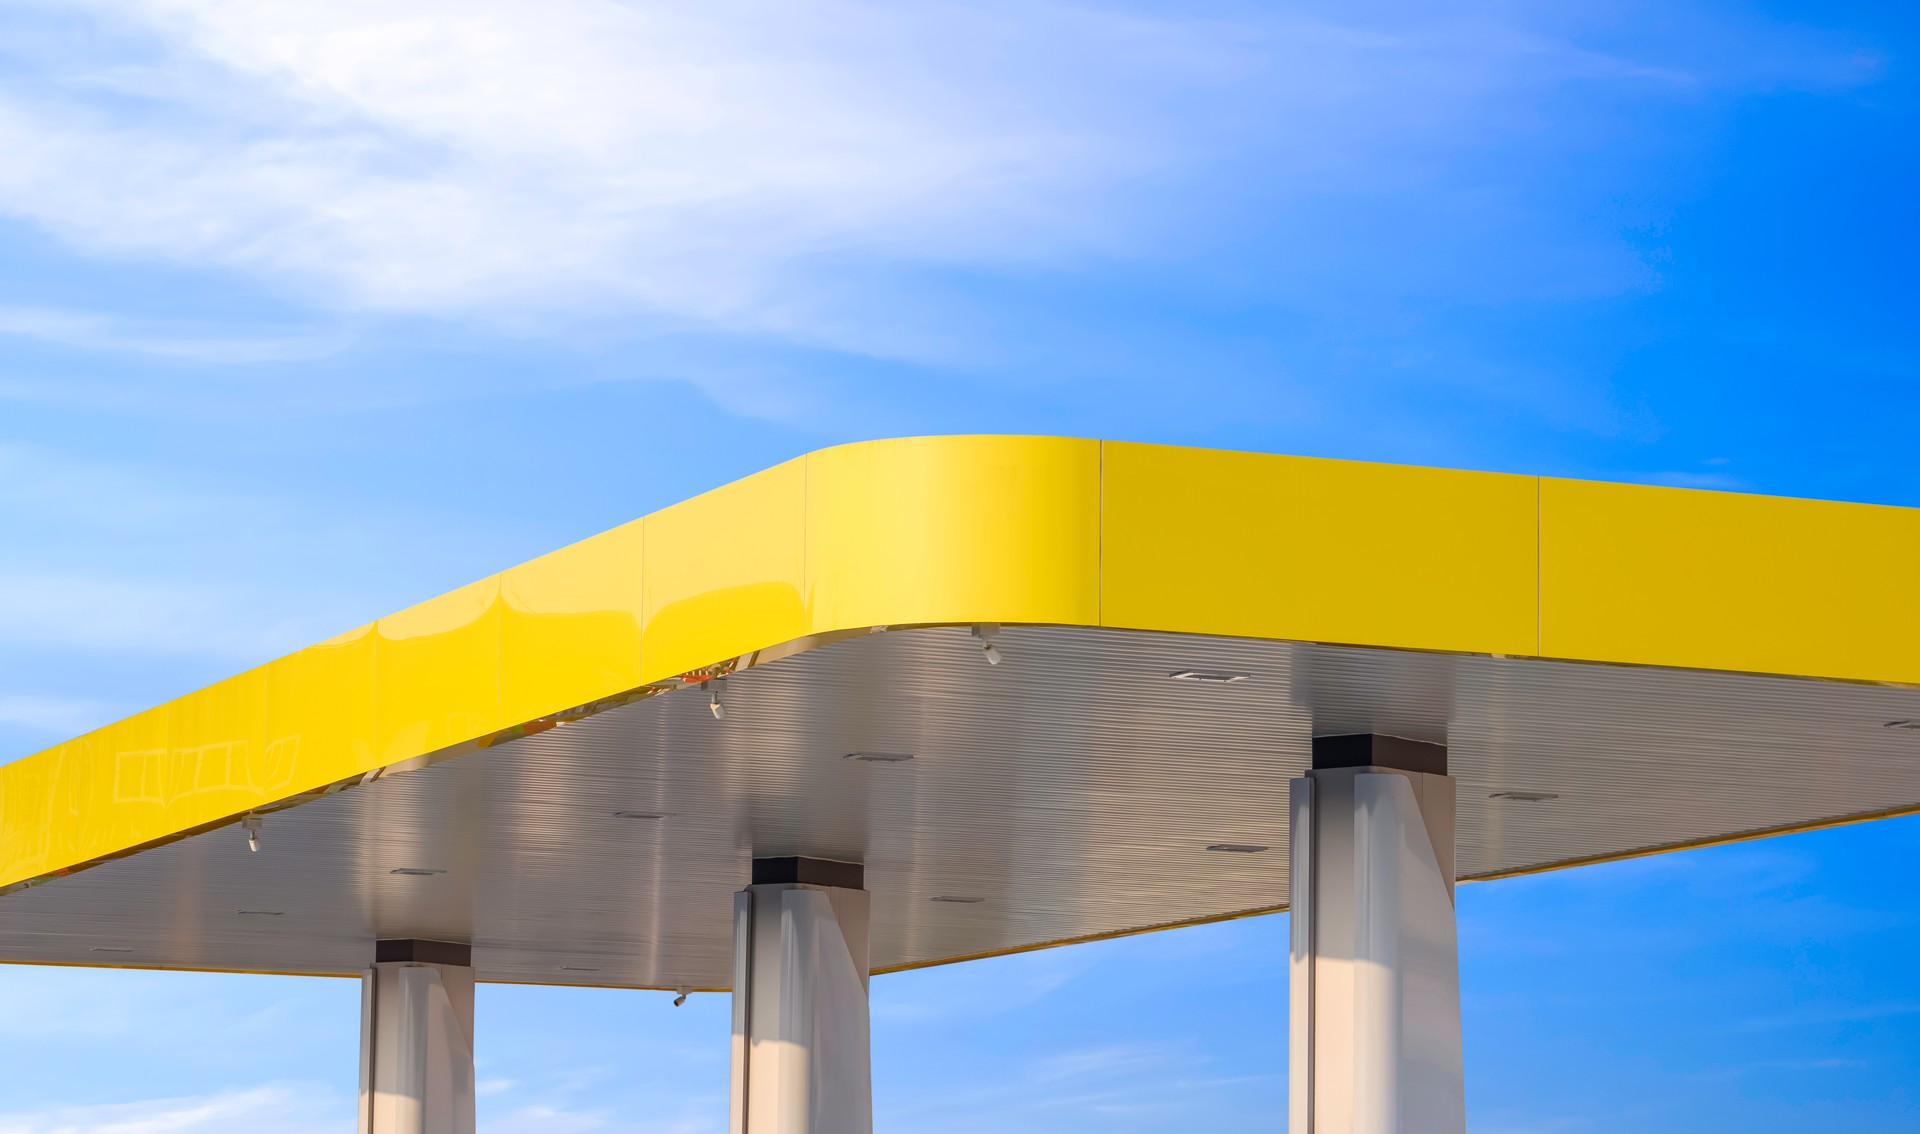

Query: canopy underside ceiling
[[1, 624, 1915, 989]]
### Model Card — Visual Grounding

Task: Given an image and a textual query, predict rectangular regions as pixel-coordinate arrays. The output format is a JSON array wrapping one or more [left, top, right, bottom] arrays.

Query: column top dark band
[[375, 938, 473, 966], [751, 857, 865, 889], [1311, 733, 1448, 775]]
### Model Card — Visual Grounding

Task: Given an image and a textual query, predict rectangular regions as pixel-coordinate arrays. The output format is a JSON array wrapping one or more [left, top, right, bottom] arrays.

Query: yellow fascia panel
[[1099, 442, 1538, 656], [642, 456, 806, 683], [0, 735, 70, 881], [1541, 477, 1920, 685], [88, 705, 173, 869], [805, 436, 1101, 632], [501, 519, 645, 727], [265, 623, 378, 796], [164, 666, 269, 830], [0, 704, 170, 885], [376, 577, 503, 766]]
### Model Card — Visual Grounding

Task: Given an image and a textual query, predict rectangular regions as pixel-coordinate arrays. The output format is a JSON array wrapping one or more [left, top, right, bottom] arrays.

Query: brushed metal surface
[[1, 624, 1916, 989]]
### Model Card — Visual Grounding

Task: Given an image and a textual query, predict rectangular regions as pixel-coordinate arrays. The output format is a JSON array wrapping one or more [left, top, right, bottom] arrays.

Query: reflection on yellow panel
[[1541, 478, 1920, 685], [377, 578, 503, 765], [805, 436, 1101, 633], [1100, 443, 1539, 657], [642, 458, 806, 682], [165, 666, 269, 829], [501, 519, 646, 726], [265, 623, 378, 797], [95, 706, 172, 866], [0, 736, 75, 883]]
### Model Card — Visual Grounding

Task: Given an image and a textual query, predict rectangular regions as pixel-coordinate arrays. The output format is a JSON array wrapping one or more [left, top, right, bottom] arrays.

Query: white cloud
[[0, 0, 1195, 339], [0, 0, 1861, 358], [0, 1085, 344, 1134], [1030, 1042, 1179, 1083], [0, 571, 316, 660], [872, 942, 1094, 1022], [483, 1104, 611, 1134], [0, 305, 348, 364], [0, 441, 534, 663], [0, 693, 119, 735], [0, 442, 264, 532], [0, 443, 328, 664]]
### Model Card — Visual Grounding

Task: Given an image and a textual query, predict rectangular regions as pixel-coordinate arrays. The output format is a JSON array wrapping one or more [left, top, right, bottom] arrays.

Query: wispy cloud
[[1029, 1042, 1181, 1083], [483, 1103, 611, 1134], [0, 693, 119, 735], [480, 1099, 718, 1134], [873, 943, 1094, 1022], [0, 441, 533, 665], [0, 1085, 344, 1134], [1734, 1000, 1920, 1034], [0, 0, 1190, 342], [1642, 470, 1755, 492], [0, 442, 265, 532], [0, 305, 349, 364], [0, 570, 320, 660], [0, 0, 1871, 363]]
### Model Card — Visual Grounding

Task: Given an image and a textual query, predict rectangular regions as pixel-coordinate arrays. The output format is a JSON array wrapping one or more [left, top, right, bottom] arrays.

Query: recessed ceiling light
[[236, 909, 285, 916], [89, 946, 133, 953], [930, 895, 984, 903], [1170, 670, 1251, 683], [389, 867, 446, 877], [559, 965, 601, 972], [1206, 843, 1269, 853], [1489, 790, 1560, 802], [845, 751, 914, 763], [613, 811, 666, 820], [1886, 720, 1920, 730]]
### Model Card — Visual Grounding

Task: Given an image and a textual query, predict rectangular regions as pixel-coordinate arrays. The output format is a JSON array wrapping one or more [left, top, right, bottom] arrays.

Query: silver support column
[[730, 857, 873, 1134], [1290, 735, 1465, 1134], [360, 939, 477, 1134]]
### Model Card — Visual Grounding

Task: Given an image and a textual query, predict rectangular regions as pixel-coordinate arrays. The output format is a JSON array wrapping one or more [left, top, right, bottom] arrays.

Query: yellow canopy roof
[[1, 436, 1915, 985]]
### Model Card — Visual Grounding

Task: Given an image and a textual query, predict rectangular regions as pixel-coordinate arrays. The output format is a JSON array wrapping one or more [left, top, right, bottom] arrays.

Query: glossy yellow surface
[[804, 435, 1101, 632], [501, 518, 646, 727], [640, 456, 806, 683], [265, 624, 377, 794], [1101, 443, 1539, 656], [4, 435, 1918, 891], [1540, 477, 1920, 683]]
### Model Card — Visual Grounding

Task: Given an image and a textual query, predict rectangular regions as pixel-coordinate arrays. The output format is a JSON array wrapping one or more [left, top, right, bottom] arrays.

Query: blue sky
[[0, 0, 1915, 1130]]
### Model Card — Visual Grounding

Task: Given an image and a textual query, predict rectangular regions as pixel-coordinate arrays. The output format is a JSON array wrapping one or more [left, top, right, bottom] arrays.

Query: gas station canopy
[[2, 435, 1917, 990]]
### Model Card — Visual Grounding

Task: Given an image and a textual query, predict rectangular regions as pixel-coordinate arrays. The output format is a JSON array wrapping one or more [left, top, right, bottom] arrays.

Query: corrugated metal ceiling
[[1, 624, 1914, 989]]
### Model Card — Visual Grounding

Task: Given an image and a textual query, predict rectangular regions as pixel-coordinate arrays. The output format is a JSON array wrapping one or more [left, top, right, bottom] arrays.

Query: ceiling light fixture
[[559, 965, 600, 973], [972, 624, 1003, 666], [1206, 843, 1269, 853], [709, 678, 727, 720], [845, 751, 915, 763], [930, 895, 984, 904], [237, 909, 284, 916], [673, 987, 692, 1007], [389, 867, 446, 877], [1170, 670, 1251, 683], [1885, 719, 1920, 730], [613, 811, 666, 820], [241, 813, 262, 853], [89, 946, 133, 954], [1489, 790, 1560, 802]]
